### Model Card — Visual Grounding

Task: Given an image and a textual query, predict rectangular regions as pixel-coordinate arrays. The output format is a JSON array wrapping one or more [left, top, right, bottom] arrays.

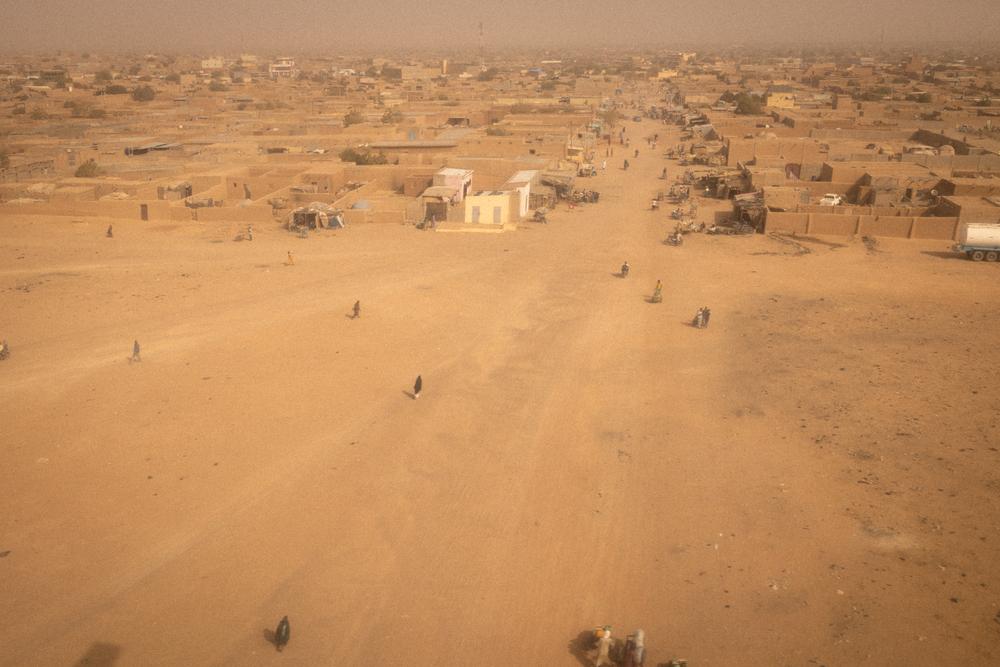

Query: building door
[[140, 204, 148, 221], [492, 206, 501, 224], [471, 206, 480, 223]]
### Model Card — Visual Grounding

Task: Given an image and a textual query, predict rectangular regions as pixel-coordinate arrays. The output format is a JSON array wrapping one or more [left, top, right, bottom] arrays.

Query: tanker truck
[[954, 223, 1000, 262]]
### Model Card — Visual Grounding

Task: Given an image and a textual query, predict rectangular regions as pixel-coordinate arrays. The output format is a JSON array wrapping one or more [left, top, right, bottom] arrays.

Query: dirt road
[[2, 125, 999, 665]]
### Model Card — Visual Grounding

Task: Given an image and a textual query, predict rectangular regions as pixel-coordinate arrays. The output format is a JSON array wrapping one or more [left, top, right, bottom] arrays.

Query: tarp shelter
[[289, 202, 344, 229], [420, 185, 459, 221], [540, 170, 576, 199]]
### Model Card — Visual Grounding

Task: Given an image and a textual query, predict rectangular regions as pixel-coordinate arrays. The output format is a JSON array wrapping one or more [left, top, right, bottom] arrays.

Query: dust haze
[[2, 1, 1000, 666], [3, 0, 999, 52]]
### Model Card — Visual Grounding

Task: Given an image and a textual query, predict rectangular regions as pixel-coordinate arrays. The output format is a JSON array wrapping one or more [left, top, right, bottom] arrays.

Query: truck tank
[[959, 223, 1000, 248]]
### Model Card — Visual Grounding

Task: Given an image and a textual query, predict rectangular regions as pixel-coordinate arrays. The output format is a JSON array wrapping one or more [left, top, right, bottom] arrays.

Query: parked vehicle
[[819, 193, 843, 206], [954, 223, 1000, 261]]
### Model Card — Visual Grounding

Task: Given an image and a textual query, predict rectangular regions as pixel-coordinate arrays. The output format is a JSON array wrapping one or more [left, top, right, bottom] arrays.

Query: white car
[[819, 194, 843, 206]]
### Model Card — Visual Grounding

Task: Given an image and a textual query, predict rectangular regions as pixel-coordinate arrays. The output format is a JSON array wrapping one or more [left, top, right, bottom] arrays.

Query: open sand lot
[[2, 140, 1000, 666]]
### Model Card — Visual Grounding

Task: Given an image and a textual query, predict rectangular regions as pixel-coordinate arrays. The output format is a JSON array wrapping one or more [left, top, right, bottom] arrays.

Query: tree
[[343, 110, 365, 126], [131, 85, 155, 102], [164, 72, 180, 83], [106, 84, 128, 95], [74, 159, 101, 177], [0, 148, 9, 169], [208, 81, 228, 92], [477, 67, 499, 81], [734, 93, 763, 115], [95, 70, 112, 83], [338, 147, 388, 165], [29, 108, 49, 120]]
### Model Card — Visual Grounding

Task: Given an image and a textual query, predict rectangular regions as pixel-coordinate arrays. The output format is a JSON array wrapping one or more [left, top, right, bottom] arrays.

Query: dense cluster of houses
[[0, 48, 997, 236]]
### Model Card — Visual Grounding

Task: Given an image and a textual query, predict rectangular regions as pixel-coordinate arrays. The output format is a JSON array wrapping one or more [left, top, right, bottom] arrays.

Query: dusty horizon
[[2, 0, 998, 54]]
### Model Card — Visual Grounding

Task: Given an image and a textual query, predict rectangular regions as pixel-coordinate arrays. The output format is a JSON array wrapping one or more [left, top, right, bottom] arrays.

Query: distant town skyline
[[2, 0, 999, 53]]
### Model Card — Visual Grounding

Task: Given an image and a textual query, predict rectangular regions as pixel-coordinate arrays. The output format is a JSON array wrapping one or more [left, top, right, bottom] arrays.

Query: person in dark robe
[[274, 616, 290, 651]]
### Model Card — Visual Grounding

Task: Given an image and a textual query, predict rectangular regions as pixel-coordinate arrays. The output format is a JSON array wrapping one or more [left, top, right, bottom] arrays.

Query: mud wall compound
[[765, 211, 960, 240]]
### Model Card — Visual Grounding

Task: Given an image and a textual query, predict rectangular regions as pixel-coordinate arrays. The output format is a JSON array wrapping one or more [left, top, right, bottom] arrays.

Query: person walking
[[595, 627, 614, 667], [131, 340, 141, 363], [352, 300, 361, 319], [413, 375, 423, 400], [601, 159, 607, 172], [703, 307, 712, 328], [0, 339, 9, 361], [106, 224, 113, 238], [274, 616, 290, 652], [287, 250, 295, 266], [247, 224, 254, 241]]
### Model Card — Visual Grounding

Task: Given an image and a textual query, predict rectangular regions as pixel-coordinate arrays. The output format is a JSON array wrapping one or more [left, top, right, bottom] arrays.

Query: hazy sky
[[3, 0, 998, 53]]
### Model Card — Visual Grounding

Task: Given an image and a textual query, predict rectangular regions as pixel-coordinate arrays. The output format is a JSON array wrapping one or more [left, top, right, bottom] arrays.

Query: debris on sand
[[862, 236, 880, 253], [767, 232, 812, 256]]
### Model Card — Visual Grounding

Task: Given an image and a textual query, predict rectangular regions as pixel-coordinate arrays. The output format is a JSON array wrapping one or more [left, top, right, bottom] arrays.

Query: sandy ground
[[2, 122, 1000, 666]]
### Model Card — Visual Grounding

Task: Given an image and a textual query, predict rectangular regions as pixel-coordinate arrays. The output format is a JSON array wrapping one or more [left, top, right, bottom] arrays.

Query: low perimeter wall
[[765, 211, 960, 240]]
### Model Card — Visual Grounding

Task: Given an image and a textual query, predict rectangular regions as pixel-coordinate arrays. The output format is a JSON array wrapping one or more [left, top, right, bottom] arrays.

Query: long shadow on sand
[[73, 642, 122, 666], [921, 250, 970, 261], [567, 630, 595, 667]]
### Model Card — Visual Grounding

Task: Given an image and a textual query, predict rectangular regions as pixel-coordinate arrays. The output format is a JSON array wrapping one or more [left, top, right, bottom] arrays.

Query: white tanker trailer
[[954, 223, 1000, 261]]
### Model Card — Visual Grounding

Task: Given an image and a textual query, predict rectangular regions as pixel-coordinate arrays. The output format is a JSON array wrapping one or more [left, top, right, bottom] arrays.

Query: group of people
[[120, 301, 426, 398], [593, 626, 646, 667], [350, 300, 422, 399], [621, 267, 710, 326]]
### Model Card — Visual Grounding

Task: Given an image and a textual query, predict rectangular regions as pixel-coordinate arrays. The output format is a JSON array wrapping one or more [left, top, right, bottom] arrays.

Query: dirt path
[[2, 120, 1000, 665]]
